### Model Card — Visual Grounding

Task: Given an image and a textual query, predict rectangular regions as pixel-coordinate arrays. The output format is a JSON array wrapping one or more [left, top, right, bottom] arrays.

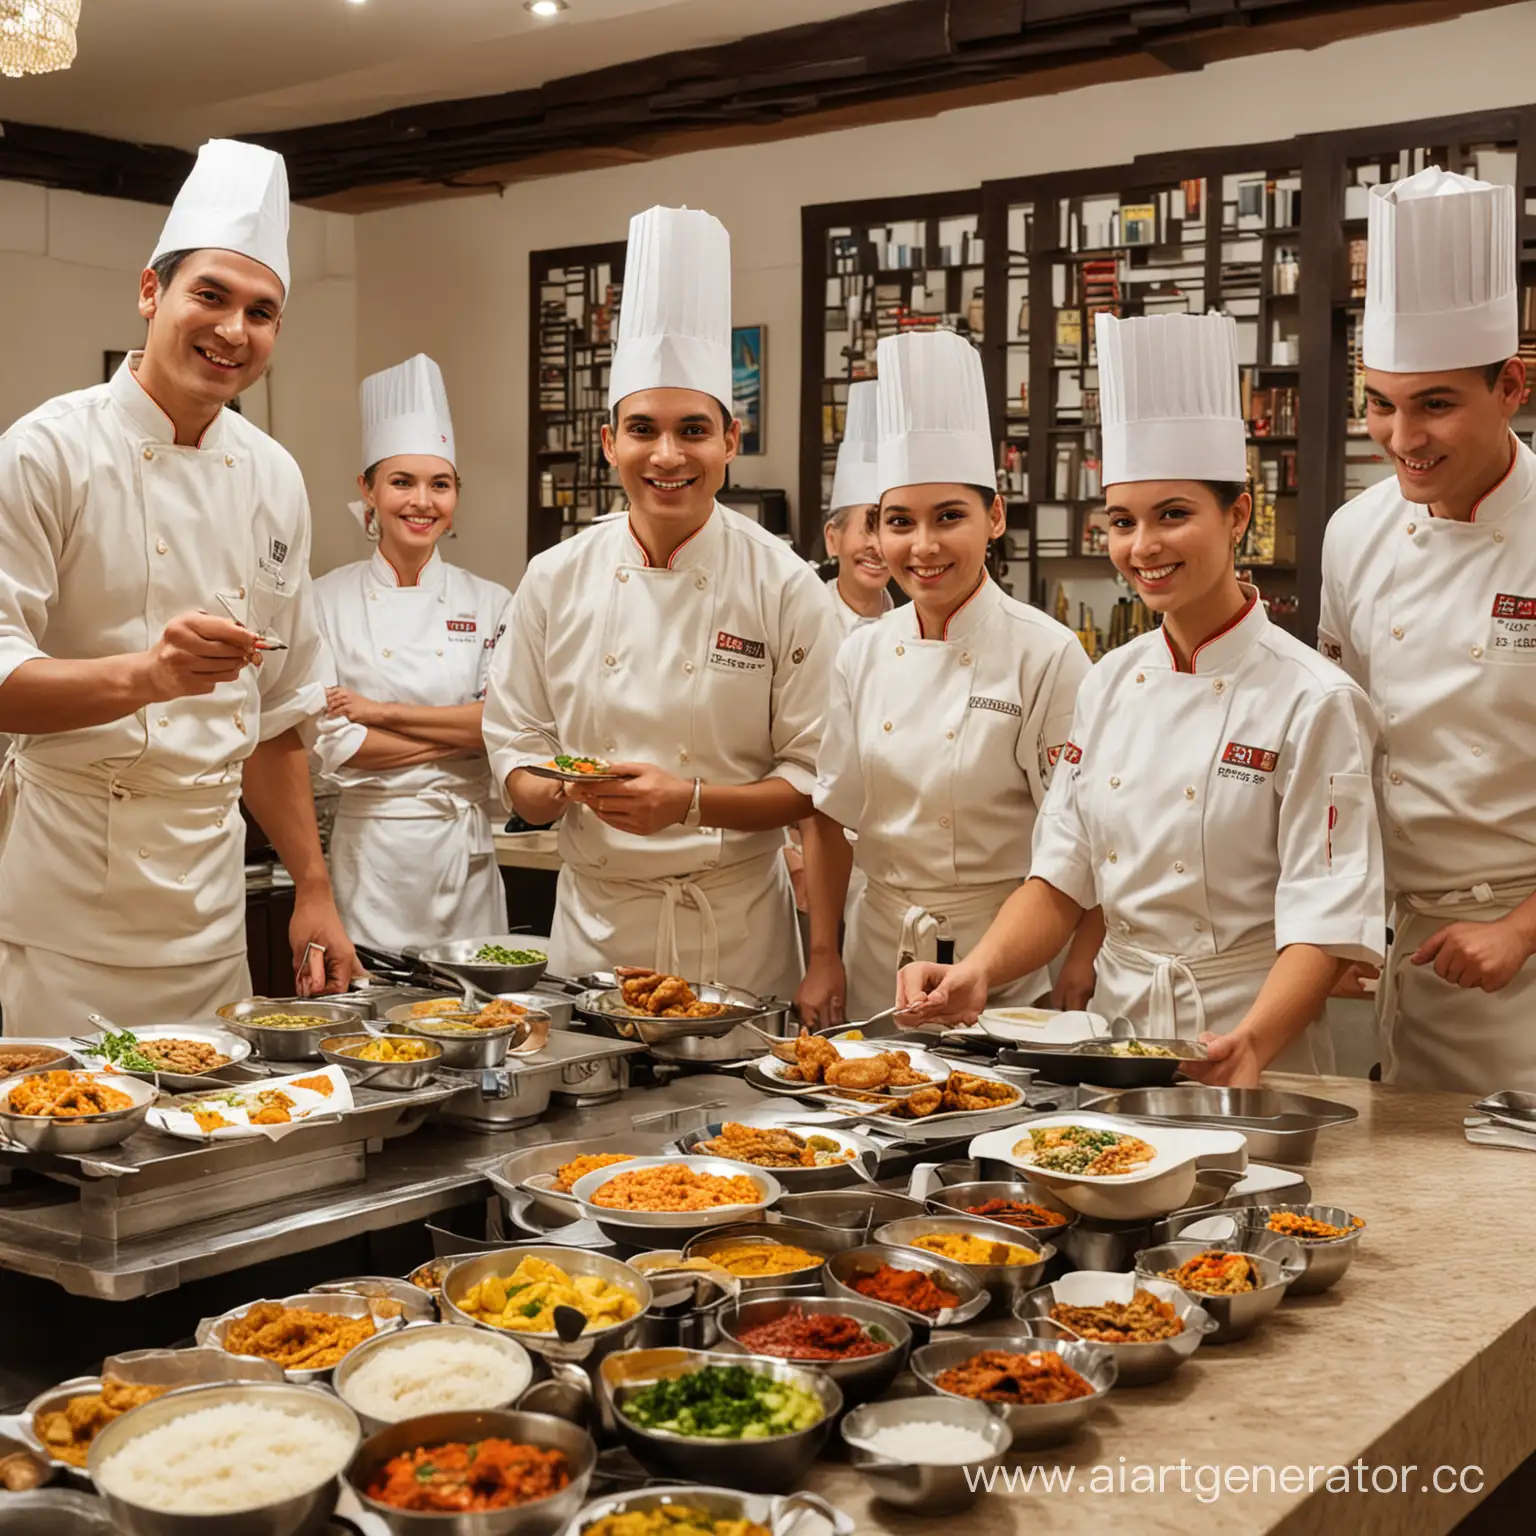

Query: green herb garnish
[[473, 944, 547, 966], [622, 1364, 823, 1441]]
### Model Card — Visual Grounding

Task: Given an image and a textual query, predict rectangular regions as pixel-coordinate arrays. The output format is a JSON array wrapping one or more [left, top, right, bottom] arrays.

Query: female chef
[[812, 329, 1094, 1017], [823, 380, 893, 635], [897, 313, 1387, 1083], [309, 354, 512, 953]]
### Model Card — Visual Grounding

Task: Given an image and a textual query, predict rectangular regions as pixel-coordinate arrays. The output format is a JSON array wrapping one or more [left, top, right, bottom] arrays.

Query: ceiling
[[0, 0, 892, 146]]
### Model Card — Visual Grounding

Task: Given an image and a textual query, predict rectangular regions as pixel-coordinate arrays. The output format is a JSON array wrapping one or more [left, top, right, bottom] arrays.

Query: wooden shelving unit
[[526, 240, 627, 563]]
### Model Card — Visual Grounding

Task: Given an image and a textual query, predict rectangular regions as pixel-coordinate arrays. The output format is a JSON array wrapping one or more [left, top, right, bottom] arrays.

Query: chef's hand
[[325, 687, 386, 727], [1049, 960, 1097, 1012], [566, 762, 692, 837], [1330, 961, 1380, 999], [795, 951, 846, 1030], [290, 894, 365, 996], [1187, 1030, 1263, 1087], [895, 960, 987, 1027], [141, 612, 260, 699], [1411, 916, 1534, 992]]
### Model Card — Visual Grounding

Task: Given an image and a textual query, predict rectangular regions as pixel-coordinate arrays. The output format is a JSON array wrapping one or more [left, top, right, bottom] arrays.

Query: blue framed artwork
[[732, 324, 765, 455]]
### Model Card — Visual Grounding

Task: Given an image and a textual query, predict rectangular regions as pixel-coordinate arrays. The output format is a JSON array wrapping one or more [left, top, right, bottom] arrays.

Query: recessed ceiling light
[[524, 0, 569, 15]]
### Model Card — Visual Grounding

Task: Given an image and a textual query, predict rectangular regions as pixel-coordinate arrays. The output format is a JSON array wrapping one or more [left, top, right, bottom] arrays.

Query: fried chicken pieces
[[222, 1301, 376, 1370], [781, 1029, 940, 1096], [35, 1378, 169, 1467], [615, 967, 729, 1019]]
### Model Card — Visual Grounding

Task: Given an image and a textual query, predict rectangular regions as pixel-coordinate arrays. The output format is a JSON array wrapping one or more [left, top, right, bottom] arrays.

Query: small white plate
[[975, 1007, 1110, 1045], [523, 762, 625, 784]]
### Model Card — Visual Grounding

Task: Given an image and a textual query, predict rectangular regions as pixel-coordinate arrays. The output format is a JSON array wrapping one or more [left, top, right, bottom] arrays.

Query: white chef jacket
[[1320, 434, 1536, 1090], [815, 577, 1090, 1013], [1032, 592, 1385, 1069], [830, 581, 894, 639], [309, 548, 512, 953], [0, 355, 327, 970], [482, 506, 839, 996]]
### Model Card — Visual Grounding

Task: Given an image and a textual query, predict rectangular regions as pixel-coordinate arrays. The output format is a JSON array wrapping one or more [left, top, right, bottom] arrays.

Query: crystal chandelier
[[0, 0, 80, 78]]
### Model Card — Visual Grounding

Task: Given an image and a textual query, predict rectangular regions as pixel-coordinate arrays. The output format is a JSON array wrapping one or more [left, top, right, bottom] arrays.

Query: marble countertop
[[798, 1073, 1531, 1534]]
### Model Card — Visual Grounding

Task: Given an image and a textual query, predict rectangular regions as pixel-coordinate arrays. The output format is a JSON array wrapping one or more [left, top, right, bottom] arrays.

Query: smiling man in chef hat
[[0, 139, 359, 1037], [484, 205, 848, 1018], [1320, 166, 1536, 1094], [822, 381, 894, 635]]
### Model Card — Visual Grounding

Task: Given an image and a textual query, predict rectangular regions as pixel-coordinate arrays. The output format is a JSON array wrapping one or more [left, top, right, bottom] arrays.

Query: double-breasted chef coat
[[0, 356, 328, 1035], [829, 581, 894, 639], [1032, 591, 1386, 1072], [483, 505, 839, 999], [309, 548, 512, 953], [1320, 435, 1536, 1092], [815, 577, 1090, 1016]]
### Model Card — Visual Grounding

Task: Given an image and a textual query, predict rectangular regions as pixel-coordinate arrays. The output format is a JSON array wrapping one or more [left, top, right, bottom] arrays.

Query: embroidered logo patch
[[709, 630, 768, 672], [1061, 742, 1082, 764], [1319, 637, 1342, 663], [446, 619, 477, 634], [1221, 742, 1279, 774], [269, 538, 289, 565], [1491, 592, 1536, 653], [968, 696, 1023, 718], [1492, 592, 1536, 620], [447, 615, 479, 643]]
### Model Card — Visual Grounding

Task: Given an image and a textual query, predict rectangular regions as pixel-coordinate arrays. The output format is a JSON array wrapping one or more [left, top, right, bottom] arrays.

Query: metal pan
[[74, 1023, 254, 1093], [409, 935, 549, 998], [217, 999, 373, 1062], [1001, 1038, 1207, 1089], [318, 1034, 443, 1091], [0, 1070, 155, 1154], [576, 981, 778, 1047]]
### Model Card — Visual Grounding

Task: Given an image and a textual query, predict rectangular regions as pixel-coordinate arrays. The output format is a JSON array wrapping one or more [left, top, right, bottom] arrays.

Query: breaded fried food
[[943, 1071, 1018, 1110], [787, 1028, 838, 1084], [222, 1301, 375, 1369], [879, 1050, 933, 1087], [824, 1056, 892, 1092], [290, 1075, 333, 1097], [898, 1085, 944, 1118], [9, 1071, 133, 1118], [249, 1102, 292, 1125], [35, 1377, 169, 1467], [193, 1108, 235, 1133]]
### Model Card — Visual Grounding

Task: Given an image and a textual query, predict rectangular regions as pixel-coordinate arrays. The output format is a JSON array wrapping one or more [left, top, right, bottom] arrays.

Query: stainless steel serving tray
[[1078, 1085, 1358, 1165], [575, 981, 778, 1046]]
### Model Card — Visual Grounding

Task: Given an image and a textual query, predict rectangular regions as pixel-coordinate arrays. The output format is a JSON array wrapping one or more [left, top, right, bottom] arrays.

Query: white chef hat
[[1097, 311, 1247, 485], [608, 205, 733, 413], [829, 380, 880, 513], [1363, 167, 1517, 373], [150, 139, 291, 294], [360, 353, 456, 472], [875, 330, 994, 497]]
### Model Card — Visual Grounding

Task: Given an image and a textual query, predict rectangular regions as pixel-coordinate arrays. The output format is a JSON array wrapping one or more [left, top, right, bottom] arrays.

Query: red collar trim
[[1467, 437, 1518, 525], [1165, 590, 1258, 674], [916, 576, 987, 641], [626, 516, 709, 569], [129, 359, 219, 448]]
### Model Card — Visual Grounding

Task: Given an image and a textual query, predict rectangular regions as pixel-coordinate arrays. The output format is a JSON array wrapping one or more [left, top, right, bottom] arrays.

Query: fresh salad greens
[[550, 754, 611, 775], [473, 944, 547, 966], [79, 1030, 159, 1072], [621, 1364, 824, 1440]]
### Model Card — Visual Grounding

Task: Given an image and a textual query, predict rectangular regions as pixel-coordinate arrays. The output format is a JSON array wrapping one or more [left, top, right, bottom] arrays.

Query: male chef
[[0, 139, 359, 1036], [1319, 167, 1536, 1093], [483, 205, 849, 1015]]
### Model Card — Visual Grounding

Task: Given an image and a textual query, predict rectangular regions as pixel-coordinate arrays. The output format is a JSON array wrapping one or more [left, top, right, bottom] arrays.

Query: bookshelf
[[526, 240, 627, 563], [799, 190, 984, 554]]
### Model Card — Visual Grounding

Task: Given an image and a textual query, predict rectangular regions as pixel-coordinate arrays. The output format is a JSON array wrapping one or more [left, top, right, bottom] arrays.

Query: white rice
[[94, 1402, 354, 1514], [340, 1331, 528, 1422], [857, 1420, 999, 1465]]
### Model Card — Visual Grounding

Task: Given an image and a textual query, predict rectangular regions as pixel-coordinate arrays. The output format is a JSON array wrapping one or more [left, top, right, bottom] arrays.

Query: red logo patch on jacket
[[1060, 742, 1082, 765], [446, 619, 477, 634], [1221, 741, 1278, 774], [714, 631, 765, 660], [1492, 592, 1536, 620]]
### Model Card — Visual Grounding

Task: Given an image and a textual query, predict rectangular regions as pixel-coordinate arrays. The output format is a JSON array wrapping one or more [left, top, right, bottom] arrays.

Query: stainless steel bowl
[[601, 1348, 841, 1495], [219, 1000, 371, 1062], [562, 1485, 854, 1536], [773, 1188, 928, 1239], [484, 1140, 665, 1229], [334, 1323, 536, 1435], [0, 1490, 117, 1533], [1054, 1171, 1241, 1273], [925, 1178, 1077, 1245], [0, 1038, 78, 1078], [822, 1243, 991, 1345], [414, 937, 550, 997], [675, 1120, 881, 1192], [311, 1275, 438, 1323], [569, 1156, 782, 1233], [716, 1292, 911, 1405], [197, 1292, 405, 1382], [872, 1214, 1055, 1319], [1134, 1236, 1304, 1342], [319, 1033, 443, 1090], [347, 1408, 594, 1535], [400, 1016, 527, 1069], [0, 1069, 155, 1153], [441, 1248, 652, 1366], [573, 982, 777, 1049], [88, 1379, 360, 1535], [840, 1397, 1011, 1513], [74, 1023, 254, 1093], [682, 1222, 846, 1293], [1217, 1204, 1364, 1296], [910, 1332, 1116, 1449], [629, 1266, 737, 1352], [1014, 1273, 1216, 1385]]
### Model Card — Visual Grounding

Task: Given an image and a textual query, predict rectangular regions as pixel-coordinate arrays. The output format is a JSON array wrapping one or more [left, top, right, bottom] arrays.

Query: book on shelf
[[1182, 178, 1204, 222], [1348, 239, 1369, 300], [1248, 385, 1298, 438], [1052, 443, 1080, 501], [1120, 202, 1157, 246], [1054, 311, 1083, 362]]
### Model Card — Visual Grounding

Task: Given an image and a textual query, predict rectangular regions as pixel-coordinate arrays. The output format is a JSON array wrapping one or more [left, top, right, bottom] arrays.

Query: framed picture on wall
[[732, 324, 765, 455]]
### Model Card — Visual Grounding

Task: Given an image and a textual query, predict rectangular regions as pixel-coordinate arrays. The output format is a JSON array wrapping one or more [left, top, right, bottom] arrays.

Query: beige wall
[[0, 180, 358, 542], [350, 1, 1536, 590]]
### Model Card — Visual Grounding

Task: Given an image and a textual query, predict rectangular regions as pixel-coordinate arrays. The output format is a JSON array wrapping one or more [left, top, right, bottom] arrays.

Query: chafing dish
[[0, 1069, 155, 1154], [1054, 1170, 1244, 1273], [196, 1291, 405, 1382], [574, 980, 783, 1051], [628, 1259, 738, 1351], [436, 1033, 642, 1132], [840, 1397, 1011, 1513], [872, 1213, 1055, 1318], [773, 1188, 928, 1239], [1079, 1085, 1358, 1165], [218, 999, 373, 1061], [1134, 1234, 1305, 1342], [1000, 1036, 1208, 1088], [319, 1033, 443, 1090], [910, 1332, 1115, 1449], [312, 1274, 438, 1322], [485, 1138, 667, 1228], [411, 935, 550, 996]]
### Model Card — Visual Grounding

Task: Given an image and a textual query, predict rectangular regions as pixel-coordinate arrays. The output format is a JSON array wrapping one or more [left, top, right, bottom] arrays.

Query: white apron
[[311, 550, 510, 953], [846, 874, 1039, 1018], [1095, 929, 1334, 1075], [484, 508, 839, 995], [1379, 878, 1536, 1093]]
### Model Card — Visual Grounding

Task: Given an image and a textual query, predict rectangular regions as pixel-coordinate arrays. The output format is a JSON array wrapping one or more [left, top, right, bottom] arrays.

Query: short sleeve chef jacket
[[482, 505, 839, 880], [1319, 435, 1536, 894], [0, 356, 327, 963], [1031, 595, 1386, 965], [815, 578, 1088, 889]]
